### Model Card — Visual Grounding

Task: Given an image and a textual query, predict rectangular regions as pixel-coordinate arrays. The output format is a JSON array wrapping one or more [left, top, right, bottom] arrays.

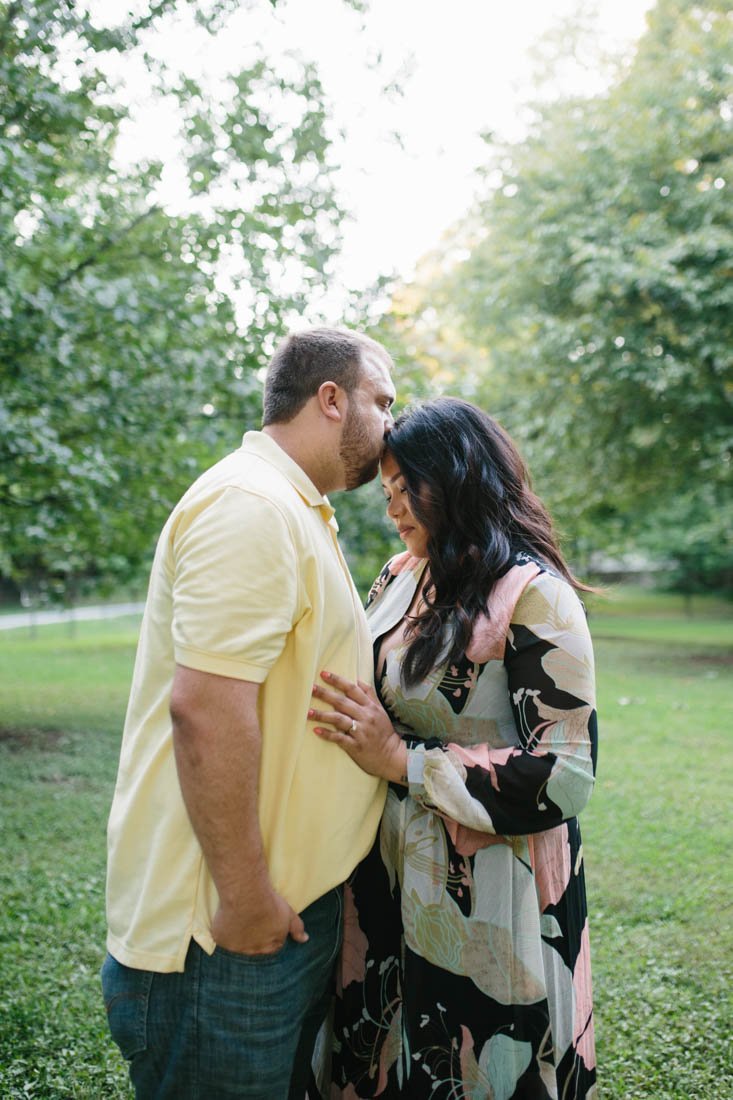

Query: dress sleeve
[[407, 572, 598, 837]]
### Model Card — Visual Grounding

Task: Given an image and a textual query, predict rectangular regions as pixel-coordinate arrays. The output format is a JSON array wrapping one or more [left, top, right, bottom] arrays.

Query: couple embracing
[[102, 326, 598, 1100]]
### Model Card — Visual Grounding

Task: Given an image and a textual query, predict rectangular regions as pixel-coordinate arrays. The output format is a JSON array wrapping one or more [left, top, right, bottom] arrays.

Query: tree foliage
[[0, 0, 342, 599], [440, 0, 733, 588]]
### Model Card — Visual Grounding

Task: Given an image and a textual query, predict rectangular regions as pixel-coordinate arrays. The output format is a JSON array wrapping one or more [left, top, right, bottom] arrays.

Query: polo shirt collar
[[240, 430, 336, 522]]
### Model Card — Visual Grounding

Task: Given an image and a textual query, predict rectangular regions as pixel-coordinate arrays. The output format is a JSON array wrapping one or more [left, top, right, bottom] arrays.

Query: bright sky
[[274, 0, 655, 296], [107, 0, 655, 317]]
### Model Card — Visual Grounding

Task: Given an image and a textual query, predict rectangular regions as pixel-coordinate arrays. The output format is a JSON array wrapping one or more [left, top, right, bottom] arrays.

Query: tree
[[440, 0, 733, 588], [0, 0, 342, 600]]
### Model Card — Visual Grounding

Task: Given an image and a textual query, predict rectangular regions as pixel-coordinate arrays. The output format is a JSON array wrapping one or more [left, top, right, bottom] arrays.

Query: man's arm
[[170, 664, 307, 954]]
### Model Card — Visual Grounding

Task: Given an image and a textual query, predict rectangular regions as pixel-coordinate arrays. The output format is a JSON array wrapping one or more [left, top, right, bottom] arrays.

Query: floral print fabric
[[328, 550, 598, 1099]]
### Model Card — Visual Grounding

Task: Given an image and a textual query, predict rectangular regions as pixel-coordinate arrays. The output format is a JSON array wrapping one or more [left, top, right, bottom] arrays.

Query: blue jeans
[[101, 886, 342, 1099]]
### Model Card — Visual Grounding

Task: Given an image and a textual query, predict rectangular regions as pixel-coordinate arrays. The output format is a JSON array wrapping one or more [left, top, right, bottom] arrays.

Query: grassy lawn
[[0, 618, 140, 1098], [0, 593, 731, 1098]]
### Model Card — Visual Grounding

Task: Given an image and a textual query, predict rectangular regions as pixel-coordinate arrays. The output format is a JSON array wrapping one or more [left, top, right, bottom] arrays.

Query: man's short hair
[[262, 327, 389, 425]]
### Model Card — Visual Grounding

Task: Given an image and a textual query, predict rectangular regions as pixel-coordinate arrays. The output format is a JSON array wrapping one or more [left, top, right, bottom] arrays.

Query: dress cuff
[[406, 746, 426, 790]]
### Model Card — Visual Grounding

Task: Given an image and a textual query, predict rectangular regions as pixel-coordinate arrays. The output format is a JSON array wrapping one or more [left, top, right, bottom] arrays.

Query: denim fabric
[[101, 885, 342, 1099]]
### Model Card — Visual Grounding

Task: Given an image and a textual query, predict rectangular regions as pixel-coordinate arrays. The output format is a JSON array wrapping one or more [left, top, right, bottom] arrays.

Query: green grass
[[0, 596, 731, 1098], [0, 618, 140, 1098], [0, 616, 141, 736], [587, 585, 733, 619], [586, 636, 732, 1098], [587, 584, 733, 650]]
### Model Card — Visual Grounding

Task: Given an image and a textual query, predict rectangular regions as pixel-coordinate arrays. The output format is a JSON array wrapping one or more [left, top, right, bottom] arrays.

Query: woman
[[309, 398, 598, 1100]]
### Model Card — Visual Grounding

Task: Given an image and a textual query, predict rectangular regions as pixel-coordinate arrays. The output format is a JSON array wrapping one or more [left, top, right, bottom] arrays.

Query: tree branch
[[51, 206, 161, 291]]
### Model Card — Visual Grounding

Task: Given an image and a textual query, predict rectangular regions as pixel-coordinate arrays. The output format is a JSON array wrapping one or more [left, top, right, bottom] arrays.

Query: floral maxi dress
[[328, 550, 598, 1100]]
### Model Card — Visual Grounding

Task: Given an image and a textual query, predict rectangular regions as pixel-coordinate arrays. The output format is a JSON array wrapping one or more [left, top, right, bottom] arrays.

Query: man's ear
[[316, 380, 346, 423]]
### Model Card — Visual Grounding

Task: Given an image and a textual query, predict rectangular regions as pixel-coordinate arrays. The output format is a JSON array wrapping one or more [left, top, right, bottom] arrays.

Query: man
[[101, 327, 396, 1098]]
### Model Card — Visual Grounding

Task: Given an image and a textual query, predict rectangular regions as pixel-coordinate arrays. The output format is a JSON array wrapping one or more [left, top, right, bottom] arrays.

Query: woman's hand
[[309, 670, 408, 784]]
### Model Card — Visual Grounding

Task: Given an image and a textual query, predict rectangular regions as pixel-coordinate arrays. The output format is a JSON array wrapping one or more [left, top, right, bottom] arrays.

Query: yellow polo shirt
[[106, 431, 386, 972]]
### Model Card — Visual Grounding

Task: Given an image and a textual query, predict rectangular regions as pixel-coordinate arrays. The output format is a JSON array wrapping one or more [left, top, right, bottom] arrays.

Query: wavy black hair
[[385, 397, 592, 687]]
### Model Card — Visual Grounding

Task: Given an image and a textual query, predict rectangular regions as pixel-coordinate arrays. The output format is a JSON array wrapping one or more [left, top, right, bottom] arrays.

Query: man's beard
[[339, 407, 383, 490]]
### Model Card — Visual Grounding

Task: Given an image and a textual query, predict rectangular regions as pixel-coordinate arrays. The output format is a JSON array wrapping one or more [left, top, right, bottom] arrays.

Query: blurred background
[[1, 2, 731, 1097], [2, 0, 731, 603]]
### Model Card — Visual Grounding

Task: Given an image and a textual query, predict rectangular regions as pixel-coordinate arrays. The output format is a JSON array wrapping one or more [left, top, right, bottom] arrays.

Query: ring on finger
[[349, 719, 358, 735]]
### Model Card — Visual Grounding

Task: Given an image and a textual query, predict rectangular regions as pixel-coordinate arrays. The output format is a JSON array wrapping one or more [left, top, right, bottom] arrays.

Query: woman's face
[[380, 451, 430, 559]]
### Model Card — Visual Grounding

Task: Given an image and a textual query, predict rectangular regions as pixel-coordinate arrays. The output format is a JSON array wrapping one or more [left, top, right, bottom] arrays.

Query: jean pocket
[[212, 937, 290, 965], [101, 953, 154, 1061]]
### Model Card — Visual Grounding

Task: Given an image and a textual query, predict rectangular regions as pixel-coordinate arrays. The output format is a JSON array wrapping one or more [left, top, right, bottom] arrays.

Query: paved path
[[0, 602, 145, 631]]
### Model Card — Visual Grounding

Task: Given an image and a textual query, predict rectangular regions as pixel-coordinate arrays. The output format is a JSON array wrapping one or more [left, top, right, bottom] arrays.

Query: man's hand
[[170, 666, 308, 956], [212, 888, 308, 956]]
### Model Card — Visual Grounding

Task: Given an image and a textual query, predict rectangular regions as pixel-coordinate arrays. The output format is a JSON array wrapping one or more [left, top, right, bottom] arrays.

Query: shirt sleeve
[[171, 486, 304, 682], [407, 573, 598, 836]]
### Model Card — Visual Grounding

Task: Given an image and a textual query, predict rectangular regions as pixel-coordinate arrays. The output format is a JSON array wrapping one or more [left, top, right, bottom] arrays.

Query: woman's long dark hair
[[385, 397, 592, 687]]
